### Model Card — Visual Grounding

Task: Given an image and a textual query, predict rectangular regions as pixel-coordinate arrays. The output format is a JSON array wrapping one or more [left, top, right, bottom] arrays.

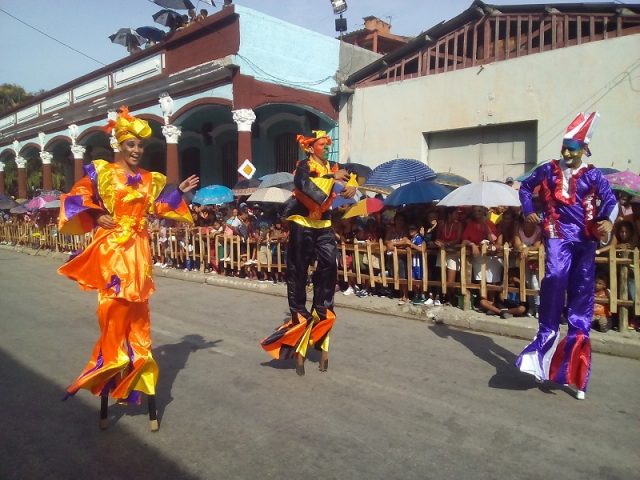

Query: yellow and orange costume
[[59, 109, 192, 404], [260, 131, 358, 374]]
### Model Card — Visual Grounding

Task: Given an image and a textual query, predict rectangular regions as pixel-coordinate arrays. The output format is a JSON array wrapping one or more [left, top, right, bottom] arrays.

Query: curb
[[4, 244, 640, 360]]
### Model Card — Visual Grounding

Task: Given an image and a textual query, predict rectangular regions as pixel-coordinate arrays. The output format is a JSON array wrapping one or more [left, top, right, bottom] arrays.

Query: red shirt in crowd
[[462, 220, 497, 245]]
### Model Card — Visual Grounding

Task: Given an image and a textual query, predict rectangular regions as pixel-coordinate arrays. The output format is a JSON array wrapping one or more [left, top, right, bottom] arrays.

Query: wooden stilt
[[99, 396, 109, 430], [148, 395, 159, 432], [319, 350, 329, 372], [295, 354, 305, 376]]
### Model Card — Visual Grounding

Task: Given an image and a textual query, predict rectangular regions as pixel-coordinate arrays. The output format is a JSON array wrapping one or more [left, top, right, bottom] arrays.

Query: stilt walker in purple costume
[[516, 112, 618, 400]]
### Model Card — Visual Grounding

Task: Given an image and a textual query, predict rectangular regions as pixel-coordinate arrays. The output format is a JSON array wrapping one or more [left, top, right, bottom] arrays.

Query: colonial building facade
[[339, 1, 640, 181], [0, 5, 377, 198]]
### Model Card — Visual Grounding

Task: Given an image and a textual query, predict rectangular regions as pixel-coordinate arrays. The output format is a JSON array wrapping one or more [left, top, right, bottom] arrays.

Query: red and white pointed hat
[[563, 112, 600, 156]]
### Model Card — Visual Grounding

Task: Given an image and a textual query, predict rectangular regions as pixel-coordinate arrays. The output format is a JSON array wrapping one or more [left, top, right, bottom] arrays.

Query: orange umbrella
[[342, 198, 384, 219]]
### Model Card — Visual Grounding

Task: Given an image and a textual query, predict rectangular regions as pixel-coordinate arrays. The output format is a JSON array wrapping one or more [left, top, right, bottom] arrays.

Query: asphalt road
[[1, 250, 638, 480]]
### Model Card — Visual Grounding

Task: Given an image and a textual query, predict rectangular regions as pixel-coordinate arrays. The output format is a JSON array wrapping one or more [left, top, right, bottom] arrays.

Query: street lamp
[[330, 0, 347, 15], [330, 0, 348, 34]]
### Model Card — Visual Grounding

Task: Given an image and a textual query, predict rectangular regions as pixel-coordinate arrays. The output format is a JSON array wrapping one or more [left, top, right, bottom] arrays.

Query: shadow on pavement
[[0, 347, 199, 480], [429, 324, 544, 391], [110, 334, 221, 424]]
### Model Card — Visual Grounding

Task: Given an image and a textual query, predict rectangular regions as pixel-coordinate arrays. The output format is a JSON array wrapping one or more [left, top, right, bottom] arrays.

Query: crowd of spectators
[[2, 187, 639, 332]]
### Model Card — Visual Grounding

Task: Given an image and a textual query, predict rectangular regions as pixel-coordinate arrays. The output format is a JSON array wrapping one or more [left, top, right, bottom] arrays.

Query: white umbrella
[[247, 187, 292, 204], [437, 181, 520, 208], [42, 199, 61, 209]]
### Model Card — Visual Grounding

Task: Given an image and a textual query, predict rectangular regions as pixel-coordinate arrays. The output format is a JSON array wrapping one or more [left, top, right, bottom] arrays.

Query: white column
[[232, 108, 256, 132]]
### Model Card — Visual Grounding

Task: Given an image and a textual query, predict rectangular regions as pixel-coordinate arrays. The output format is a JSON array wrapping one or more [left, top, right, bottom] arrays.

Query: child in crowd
[[408, 224, 426, 305], [593, 274, 611, 332]]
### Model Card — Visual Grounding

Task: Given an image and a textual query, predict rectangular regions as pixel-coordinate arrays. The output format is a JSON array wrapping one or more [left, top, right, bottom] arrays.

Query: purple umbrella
[[604, 170, 640, 196], [25, 194, 58, 211]]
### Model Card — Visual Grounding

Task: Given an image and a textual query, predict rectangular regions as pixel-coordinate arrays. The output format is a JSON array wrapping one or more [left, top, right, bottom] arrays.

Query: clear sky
[[0, 0, 619, 93]]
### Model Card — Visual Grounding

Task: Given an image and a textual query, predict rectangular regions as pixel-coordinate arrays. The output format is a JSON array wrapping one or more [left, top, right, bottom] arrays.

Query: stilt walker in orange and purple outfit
[[58, 106, 198, 430], [260, 131, 358, 375]]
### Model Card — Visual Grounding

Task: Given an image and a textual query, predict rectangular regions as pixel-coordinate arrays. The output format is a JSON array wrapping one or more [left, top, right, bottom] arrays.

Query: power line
[[0, 6, 107, 67]]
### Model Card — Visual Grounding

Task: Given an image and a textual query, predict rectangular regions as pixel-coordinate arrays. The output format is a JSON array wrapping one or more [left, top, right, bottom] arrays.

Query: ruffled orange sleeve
[[148, 172, 194, 224]]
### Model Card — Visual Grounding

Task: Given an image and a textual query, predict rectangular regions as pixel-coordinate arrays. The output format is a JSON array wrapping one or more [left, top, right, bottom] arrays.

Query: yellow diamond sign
[[237, 159, 256, 179]]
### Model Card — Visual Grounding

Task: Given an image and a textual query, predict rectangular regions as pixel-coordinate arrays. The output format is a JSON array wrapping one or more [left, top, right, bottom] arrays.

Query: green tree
[[0, 83, 34, 115]]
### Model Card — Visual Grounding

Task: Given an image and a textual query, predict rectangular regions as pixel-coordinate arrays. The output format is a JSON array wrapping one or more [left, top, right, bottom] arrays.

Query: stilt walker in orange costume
[[260, 131, 358, 375], [58, 106, 198, 430]]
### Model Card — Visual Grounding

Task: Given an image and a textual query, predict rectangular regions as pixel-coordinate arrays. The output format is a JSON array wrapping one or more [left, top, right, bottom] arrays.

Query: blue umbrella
[[136, 26, 166, 43], [599, 167, 620, 176], [192, 185, 234, 205], [365, 159, 436, 187], [384, 180, 450, 207]]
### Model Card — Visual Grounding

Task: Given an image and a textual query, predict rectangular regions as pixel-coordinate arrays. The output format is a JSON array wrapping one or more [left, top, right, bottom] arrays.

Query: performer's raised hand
[[597, 219, 613, 235], [179, 175, 199, 193]]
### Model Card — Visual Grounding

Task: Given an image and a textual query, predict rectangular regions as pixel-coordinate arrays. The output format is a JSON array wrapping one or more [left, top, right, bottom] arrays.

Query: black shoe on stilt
[[319, 351, 329, 372], [99, 395, 109, 430], [148, 395, 159, 432], [295, 354, 305, 376]]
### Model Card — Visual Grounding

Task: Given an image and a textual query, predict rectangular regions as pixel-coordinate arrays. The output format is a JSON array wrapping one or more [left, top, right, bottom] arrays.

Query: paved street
[[1, 249, 638, 480]]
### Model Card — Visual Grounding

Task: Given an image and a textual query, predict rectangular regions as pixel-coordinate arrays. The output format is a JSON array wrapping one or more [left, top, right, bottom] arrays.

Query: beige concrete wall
[[340, 34, 640, 177]]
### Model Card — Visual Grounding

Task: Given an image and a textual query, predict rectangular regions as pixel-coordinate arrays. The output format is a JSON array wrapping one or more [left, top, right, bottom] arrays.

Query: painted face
[[312, 137, 331, 161], [119, 138, 145, 170], [560, 143, 583, 166]]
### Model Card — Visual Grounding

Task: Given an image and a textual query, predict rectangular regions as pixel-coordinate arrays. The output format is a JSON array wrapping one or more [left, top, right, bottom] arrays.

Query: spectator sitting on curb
[[477, 292, 527, 319]]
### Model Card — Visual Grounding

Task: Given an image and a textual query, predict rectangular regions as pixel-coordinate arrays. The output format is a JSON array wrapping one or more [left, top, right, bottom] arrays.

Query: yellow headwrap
[[104, 106, 152, 144]]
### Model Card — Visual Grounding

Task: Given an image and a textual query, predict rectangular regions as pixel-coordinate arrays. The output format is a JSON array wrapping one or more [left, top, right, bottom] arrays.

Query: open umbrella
[[25, 194, 58, 211], [438, 181, 521, 208], [599, 167, 619, 176], [247, 187, 292, 204], [434, 172, 471, 188], [343, 198, 384, 219], [42, 199, 61, 210], [10, 205, 29, 214], [259, 172, 294, 189], [0, 194, 18, 210], [358, 184, 394, 196], [136, 26, 166, 43], [383, 180, 450, 207], [605, 170, 640, 196], [344, 162, 372, 185], [365, 159, 436, 188], [153, 0, 195, 10], [192, 185, 234, 205], [109, 28, 145, 49], [232, 178, 261, 196], [153, 9, 182, 28]]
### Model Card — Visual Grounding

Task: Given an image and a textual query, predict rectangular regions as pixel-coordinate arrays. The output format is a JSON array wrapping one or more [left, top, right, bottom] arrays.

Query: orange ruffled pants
[[66, 295, 158, 401]]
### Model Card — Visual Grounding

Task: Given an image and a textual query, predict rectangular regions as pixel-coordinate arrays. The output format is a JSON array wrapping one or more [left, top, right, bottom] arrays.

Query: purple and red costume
[[516, 159, 618, 391]]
